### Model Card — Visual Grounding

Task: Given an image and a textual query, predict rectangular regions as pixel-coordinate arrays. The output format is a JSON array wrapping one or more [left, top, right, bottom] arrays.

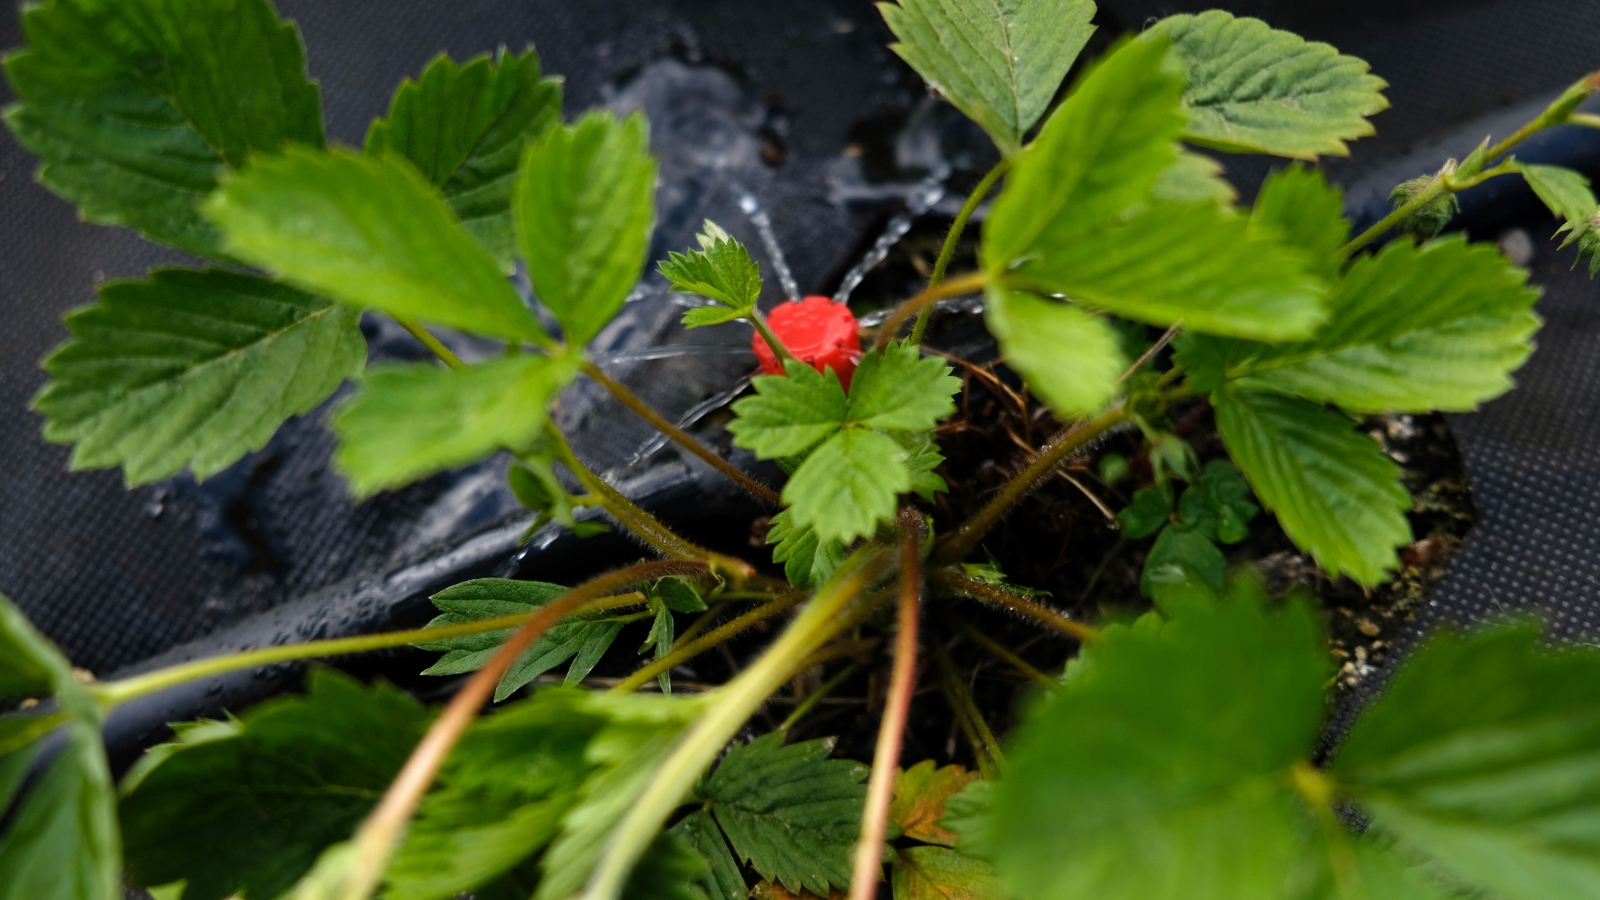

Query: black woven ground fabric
[[4, 0, 1600, 683]]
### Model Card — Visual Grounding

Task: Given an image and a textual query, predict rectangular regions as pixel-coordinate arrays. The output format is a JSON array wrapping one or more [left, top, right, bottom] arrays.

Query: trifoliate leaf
[[1520, 163, 1597, 224], [1333, 623, 1600, 900], [683, 306, 751, 328], [984, 287, 1125, 419], [784, 429, 911, 545], [412, 578, 644, 701], [120, 670, 432, 900], [698, 733, 869, 895], [1145, 11, 1388, 159], [660, 221, 763, 311], [729, 361, 850, 459], [892, 846, 1005, 900], [2, 0, 324, 257], [34, 269, 364, 486], [1152, 150, 1236, 206], [207, 147, 548, 343], [983, 39, 1328, 342], [1222, 237, 1541, 414], [670, 810, 746, 900], [1139, 527, 1225, 614], [767, 509, 848, 589], [847, 344, 961, 432], [514, 111, 657, 346], [1116, 488, 1172, 540], [387, 689, 602, 900], [332, 353, 581, 496], [1250, 166, 1349, 281], [877, 0, 1095, 156], [1213, 387, 1410, 585], [1177, 459, 1258, 544], [990, 583, 1330, 900], [366, 50, 562, 266], [892, 762, 979, 847]]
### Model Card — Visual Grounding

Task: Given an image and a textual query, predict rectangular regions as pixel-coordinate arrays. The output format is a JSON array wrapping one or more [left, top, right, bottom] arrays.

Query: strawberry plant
[[4, 1, 1600, 899]]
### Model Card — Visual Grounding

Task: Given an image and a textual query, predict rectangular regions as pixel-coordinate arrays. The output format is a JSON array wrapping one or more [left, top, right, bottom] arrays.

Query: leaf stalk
[[908, 159, 1013, 345], [872, 271, 990, 351]]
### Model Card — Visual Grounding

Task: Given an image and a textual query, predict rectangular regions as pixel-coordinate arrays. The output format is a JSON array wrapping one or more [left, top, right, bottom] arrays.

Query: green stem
[[89, 592, 648, 709], [951, 616, 1056, 688], [749, 307, 799, 366], [546, 424, 757, 583], [392, 315, 467, 371], [934, 570, 1099, 643], [930, 639, 1004, 780], [908, 159, 1012, 345], [872, 271, 990, 351], [581, 362, 780, 505], [778, 662, 861, 731], [934, 404, 1129, 566], [1569, 112, 1600, 130], [612, 590, 810, 693], [581, 547, 894, 900]]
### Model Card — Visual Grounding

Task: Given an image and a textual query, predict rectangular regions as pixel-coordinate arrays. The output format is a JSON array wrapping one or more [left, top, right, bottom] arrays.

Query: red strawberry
[[752, 295, 862, 389]]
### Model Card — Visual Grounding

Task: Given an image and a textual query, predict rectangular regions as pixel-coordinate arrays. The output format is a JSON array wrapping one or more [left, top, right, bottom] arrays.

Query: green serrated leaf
[[1145, 10, 1388, 159], [877, 0, 1095, 156], [626, 832, 713, 900], [670, 810, 746, 900], [991, 582, 1330, 900], [1520, 163, 1598, 224], [33, 269, 364, 486], [698, 733, 869, 895], [207, 147, 548, 343], [894, 431, 949, 501], [985, 287, 1125, 419], [983, 39, 1328, 342], [847, 343, 961, 431], [641, 597, 676, 694], [120, 669, 431, 900], [683, 306, 750, 329], [655, 578, 708, 614], [0, 718, 120, 900], [3, 0, 324, 257], [893, 846, 1005, 900], [333, 353, 581, 497], [515, 111, 658, 346], [767, 509, 848, 590], [1152, 150, 1236, 206], [1178, 459, 1258, 544], [729, 361, 850, 459], [892, 762, 979, 847], [1139, 527, 1225, 613], [1251, 166, 1349, 281], [366, 50, 563, 266], [1116, 488, 1171, 540], [412, 578, 643, 701], [1333, 622, 1600, 900], [784, 429, 911, 545], [660, 221, 763, 310], [387, 690, 599, 900], [1213, 387, 1410, 585], [1220, 237, 1541, 413], [938, 780, 995, 863]]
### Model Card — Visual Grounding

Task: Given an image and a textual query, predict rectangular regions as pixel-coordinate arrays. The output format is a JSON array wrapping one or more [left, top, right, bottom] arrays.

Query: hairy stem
[[849, 511, 924, 900], [934, 571, 1100, 643], [582, 548, 894, 900], [581, 362, 780, 505], [89, 593, 647, 709], [546, 424, 756, 583], [611, 590, 810, 693], [778, 662, 862, 731], [951, 616, 1056, 688], [392, 314, 467, 371], [872, 271, 989, 351], [908, 159, 1012, 345], [931, 639, 1004, 780], [330, 561, 706, 900], [935, 405, 1129, 566]]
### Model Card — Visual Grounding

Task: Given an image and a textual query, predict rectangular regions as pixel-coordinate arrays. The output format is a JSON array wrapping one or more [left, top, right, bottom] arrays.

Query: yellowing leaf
[[891, 762, 979, 846]]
